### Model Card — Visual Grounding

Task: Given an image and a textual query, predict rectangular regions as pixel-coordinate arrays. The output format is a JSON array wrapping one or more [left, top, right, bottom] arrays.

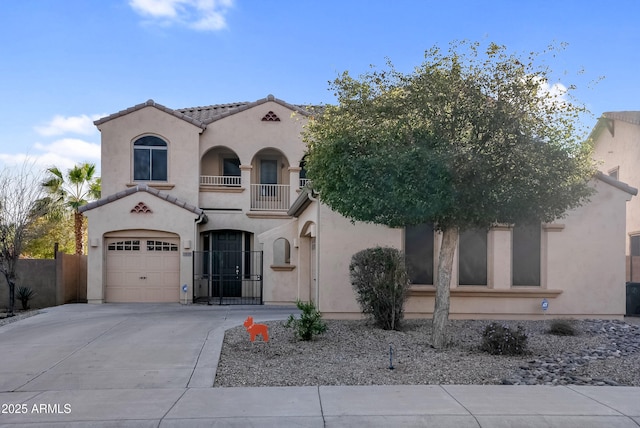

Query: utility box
[[626, 282, 640, 316]]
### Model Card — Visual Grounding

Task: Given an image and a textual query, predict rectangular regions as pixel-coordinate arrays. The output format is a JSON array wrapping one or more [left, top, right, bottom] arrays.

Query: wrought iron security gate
[[193, 250, 263, 305]]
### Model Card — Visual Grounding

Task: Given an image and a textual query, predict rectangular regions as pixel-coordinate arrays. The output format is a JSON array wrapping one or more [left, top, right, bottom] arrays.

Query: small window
[[146, 240, 178, 252], [273, 238, 291, 265], [134, 136, 168, 181], [108, 240, 140, 251], [608, 167, 619, 180]]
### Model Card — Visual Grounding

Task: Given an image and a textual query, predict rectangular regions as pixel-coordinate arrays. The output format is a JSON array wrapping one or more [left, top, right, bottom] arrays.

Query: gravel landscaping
[[215, 317, 640, 387], [0, 310, 39, 327]]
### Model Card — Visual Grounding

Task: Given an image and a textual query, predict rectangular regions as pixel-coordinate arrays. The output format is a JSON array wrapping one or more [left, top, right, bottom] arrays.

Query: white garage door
[[106, 238, 180, 303]]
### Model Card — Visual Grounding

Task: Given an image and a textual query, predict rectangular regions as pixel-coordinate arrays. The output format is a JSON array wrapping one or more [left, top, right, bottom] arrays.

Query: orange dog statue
[[243, 316, 269, 342]]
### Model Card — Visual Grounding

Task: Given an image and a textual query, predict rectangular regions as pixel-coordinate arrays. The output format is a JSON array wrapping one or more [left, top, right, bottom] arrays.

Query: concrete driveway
[[0, 303, 295, 392], [2, 305, 640, 427]]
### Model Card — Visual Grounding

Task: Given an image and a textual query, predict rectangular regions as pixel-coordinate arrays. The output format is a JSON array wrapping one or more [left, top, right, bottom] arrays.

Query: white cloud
[[129, 0, 233, 31], [0, 139, 101, 175], [35, 114, 103, 137], [529, 75, 569, 108], [34, 139, 101, 161]]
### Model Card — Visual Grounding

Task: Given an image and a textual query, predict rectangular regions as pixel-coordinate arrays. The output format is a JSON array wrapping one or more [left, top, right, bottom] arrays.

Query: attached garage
[[80, 184, 206, 304], [105, 236, 180, 303]]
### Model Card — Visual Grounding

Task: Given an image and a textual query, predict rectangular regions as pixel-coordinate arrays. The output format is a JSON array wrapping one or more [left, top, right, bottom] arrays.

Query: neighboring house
[[81, 96, 636, 319], [591, 112, 640, 282]]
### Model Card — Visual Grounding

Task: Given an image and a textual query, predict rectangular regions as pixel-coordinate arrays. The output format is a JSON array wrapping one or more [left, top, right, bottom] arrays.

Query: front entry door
[[212, 231, 242, 297]]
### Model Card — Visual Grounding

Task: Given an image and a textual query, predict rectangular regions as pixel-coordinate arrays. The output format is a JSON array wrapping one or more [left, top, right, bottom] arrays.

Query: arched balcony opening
[[200, 146, 242, 187], [250, 148, 291, 211]]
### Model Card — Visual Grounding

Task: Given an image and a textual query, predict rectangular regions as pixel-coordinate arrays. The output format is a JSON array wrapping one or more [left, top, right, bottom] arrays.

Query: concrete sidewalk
[[1, 385, 639, 427], [0, 304, 639, 427]]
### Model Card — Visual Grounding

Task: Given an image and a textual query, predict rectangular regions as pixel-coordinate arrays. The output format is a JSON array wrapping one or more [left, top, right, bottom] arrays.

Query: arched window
[[134, 136, 167, 181], [273, 238, 291, 265]]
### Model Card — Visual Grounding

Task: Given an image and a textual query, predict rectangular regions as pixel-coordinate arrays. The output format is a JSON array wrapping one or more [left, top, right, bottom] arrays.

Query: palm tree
[[42, 163, 101, 255]]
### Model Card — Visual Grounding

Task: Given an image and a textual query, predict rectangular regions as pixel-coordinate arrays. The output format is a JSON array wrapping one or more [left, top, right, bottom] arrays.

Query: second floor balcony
[[200, 147, 307, 213]]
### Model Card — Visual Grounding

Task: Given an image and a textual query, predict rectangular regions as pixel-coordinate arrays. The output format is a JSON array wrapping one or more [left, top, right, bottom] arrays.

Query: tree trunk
[[3, 272, 15, 316], [432, 226, 458, 348], [74, 211, 83, 255]]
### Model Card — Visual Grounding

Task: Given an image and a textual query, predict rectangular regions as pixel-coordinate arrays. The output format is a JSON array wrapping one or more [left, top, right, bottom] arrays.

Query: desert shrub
[[548, 319, 577, 336], [285, 300, 327, 341], [349, 246, 410, 330], [17, 286, 36, 311], [481, 322, 528, 355]]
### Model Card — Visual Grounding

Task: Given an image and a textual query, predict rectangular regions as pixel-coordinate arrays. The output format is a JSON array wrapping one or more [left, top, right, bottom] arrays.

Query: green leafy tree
[[22, 215, 76, 258], [0, 162, 49, 315], [42, 162, 101, 255], [304, 41, 596, 348]]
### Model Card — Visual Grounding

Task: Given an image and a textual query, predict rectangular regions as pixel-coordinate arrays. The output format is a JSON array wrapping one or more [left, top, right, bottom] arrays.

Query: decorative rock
[[502, 320, 640, 386]]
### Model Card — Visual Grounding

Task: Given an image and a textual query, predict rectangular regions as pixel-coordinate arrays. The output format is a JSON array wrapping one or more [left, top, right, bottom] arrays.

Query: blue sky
[[1, 0, 639, 174]]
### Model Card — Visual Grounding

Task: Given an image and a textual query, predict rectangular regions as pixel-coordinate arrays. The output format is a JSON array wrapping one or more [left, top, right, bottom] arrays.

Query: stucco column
[[288, 166, 301, 209], [488, 224, 512, 290], [240, 164, 252, 211]]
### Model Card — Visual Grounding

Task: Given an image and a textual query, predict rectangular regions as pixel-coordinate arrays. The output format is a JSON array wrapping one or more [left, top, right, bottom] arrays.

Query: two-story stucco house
[[81, 96, 636, 319], [591, 112, 640, 282]]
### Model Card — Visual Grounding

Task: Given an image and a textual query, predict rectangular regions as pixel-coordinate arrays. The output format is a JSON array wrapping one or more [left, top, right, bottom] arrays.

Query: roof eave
[[204, 94, 313, 125], [78, 184, 205, 216], [595, 171, 638, 196], [94, 99, 207, 130]]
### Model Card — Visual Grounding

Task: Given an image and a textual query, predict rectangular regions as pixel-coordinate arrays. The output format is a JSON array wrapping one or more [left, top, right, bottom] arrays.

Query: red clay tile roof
[[94, 95, 317, 128], [176, 94, 313, 124], [94, 99, 207, 129], [78, 184, 207, 220]]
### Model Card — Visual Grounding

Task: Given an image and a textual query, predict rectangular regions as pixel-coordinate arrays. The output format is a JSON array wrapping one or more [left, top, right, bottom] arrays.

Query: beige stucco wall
[[88, 99, 309, 304], [592, 118, 640, 255], [97, 106, 203, 205], [83, 191, 200, 304], [257, 220, 299, 304], [278, 177, 632, 320], [200, 102, 307, 167]]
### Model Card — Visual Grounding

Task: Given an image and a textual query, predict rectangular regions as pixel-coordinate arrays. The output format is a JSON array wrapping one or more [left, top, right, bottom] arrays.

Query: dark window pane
[[260, 159, 278, 184], [299, 159, 307, 179], [134, 136, 167, 147], [405, 223, 434, 284], [134, 149, 150, 180], [512, 224, 541, 286], [151, 149, 167, 181], [459, 229, 487, 285], [631, 235, 640, 257], [223, 158, 241, 176]]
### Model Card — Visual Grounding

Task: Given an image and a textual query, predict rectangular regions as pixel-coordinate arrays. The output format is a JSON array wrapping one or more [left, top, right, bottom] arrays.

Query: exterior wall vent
[[131, 202, 153, 213], [261, 111, 281, 122]]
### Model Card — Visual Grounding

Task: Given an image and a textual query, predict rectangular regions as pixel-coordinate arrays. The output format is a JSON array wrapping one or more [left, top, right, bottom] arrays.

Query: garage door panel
[[106, 237, 180, 303]]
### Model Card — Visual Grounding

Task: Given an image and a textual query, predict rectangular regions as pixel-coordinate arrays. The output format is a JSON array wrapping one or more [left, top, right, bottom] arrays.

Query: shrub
[[285, 300, 327, 341], [349, 246, 410, 330], [17, 286, 36, 311], [481, 322, 528, 355], [548, 319, 577, 336]]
